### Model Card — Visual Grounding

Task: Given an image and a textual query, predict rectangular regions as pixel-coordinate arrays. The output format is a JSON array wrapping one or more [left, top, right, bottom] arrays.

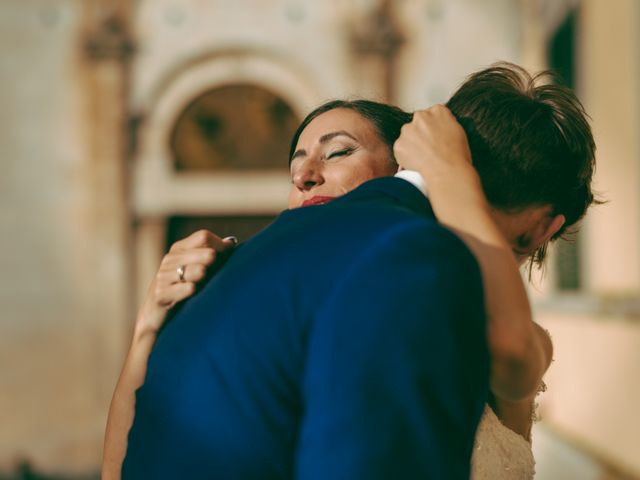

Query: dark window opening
[[166, 215, 277, 250], [548, 8, 582, 292], [170, 84, 299, 172]]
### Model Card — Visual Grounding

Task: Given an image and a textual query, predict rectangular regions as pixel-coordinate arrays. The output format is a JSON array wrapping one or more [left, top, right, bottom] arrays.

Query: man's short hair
[[447, 62, 597, 264]]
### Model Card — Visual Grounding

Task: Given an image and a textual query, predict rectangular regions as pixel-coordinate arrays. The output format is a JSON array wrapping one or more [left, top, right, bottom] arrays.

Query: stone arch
[[133, 49, 323, 217]]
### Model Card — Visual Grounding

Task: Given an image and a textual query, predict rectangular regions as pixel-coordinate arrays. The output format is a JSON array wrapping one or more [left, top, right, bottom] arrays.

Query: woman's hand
[[394, 105, 473, 181], [393, 105, 488, 230], [135, 230, 237, 339], [103, 229, 237, 480]]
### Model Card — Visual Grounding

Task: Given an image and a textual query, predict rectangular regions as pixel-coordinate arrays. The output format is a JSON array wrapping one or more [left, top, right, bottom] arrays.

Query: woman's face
[[288, 108, 398, 209]]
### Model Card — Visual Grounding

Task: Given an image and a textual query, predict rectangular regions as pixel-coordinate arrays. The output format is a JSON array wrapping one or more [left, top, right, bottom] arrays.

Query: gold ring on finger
[[177, 265, 186, 283]]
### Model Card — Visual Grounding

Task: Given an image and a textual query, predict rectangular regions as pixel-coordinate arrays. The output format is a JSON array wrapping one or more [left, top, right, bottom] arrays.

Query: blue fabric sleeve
[[295, 221, 489, 480]]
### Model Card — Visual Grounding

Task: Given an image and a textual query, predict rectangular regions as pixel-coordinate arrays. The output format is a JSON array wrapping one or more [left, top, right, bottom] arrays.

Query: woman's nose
[[293, 158, 324, 191]]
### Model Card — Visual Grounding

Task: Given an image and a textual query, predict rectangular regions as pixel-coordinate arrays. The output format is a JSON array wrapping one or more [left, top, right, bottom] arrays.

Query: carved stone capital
[[349, 0, 405, 60], [84, 14, 135, 62]]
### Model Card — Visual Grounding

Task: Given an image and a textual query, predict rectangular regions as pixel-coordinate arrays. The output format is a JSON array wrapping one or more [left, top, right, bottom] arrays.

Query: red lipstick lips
[[301, 196, 336, 207]]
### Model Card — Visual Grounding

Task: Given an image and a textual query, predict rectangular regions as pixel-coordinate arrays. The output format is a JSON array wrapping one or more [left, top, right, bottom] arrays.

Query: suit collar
[[333, 176, 435, 218]]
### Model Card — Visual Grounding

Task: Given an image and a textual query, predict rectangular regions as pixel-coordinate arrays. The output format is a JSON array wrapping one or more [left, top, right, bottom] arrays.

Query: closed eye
[[326, 147, 355, 159]]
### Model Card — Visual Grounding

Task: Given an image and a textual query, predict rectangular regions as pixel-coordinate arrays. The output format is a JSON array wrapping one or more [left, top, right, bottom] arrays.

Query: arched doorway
[[164, 84, 300, 248]]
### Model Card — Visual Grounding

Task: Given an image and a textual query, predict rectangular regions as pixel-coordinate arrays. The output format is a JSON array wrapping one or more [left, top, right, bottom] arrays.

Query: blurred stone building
[[1, 0, 639, 478]]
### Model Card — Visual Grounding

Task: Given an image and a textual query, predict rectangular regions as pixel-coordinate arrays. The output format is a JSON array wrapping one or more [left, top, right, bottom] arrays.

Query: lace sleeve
[[532, 327, 553, 423], [531, 380, 547, 423]]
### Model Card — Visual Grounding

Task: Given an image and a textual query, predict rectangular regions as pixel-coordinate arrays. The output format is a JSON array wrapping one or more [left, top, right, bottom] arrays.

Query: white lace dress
[[470, 405, 535, 479]]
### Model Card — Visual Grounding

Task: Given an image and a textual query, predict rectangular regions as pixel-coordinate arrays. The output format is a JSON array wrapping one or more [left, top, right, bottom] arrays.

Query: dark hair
[[289, 99, 412, 164], [446, 62, 598, 265]]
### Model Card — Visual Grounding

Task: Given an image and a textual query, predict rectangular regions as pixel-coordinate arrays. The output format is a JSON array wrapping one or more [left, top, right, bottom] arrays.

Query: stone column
[[347, 0, 405, 103], [134, 218, 167, 309], [74, 0, 136, 460]]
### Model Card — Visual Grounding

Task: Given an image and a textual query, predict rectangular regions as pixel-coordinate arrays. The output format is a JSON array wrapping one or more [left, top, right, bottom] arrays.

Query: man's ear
[[522, 213, 566, 253]]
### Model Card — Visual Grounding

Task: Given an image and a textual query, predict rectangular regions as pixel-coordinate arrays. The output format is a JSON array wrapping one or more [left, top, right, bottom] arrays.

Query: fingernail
[[224, 236, 238, 245]]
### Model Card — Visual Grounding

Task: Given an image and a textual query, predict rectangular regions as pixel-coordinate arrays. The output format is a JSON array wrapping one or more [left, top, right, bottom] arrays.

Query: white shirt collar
[[394, 169, 429, 198]]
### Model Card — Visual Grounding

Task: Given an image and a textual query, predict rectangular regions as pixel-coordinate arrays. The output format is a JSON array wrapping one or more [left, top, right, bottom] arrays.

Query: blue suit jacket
[[123, 176, 489, 479]]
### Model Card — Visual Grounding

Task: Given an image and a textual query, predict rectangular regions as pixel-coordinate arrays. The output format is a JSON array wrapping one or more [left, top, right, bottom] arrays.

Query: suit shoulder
[[374, 218, 479, 268]]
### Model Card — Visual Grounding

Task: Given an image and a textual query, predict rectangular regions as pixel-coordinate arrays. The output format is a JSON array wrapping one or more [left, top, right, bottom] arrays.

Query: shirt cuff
[[394, 170, 429, 198]]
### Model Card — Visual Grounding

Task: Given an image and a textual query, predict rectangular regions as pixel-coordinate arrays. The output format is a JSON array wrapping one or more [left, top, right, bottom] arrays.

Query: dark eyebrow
[[291, 131, 358, 162], [319, 130, 358, 144]]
